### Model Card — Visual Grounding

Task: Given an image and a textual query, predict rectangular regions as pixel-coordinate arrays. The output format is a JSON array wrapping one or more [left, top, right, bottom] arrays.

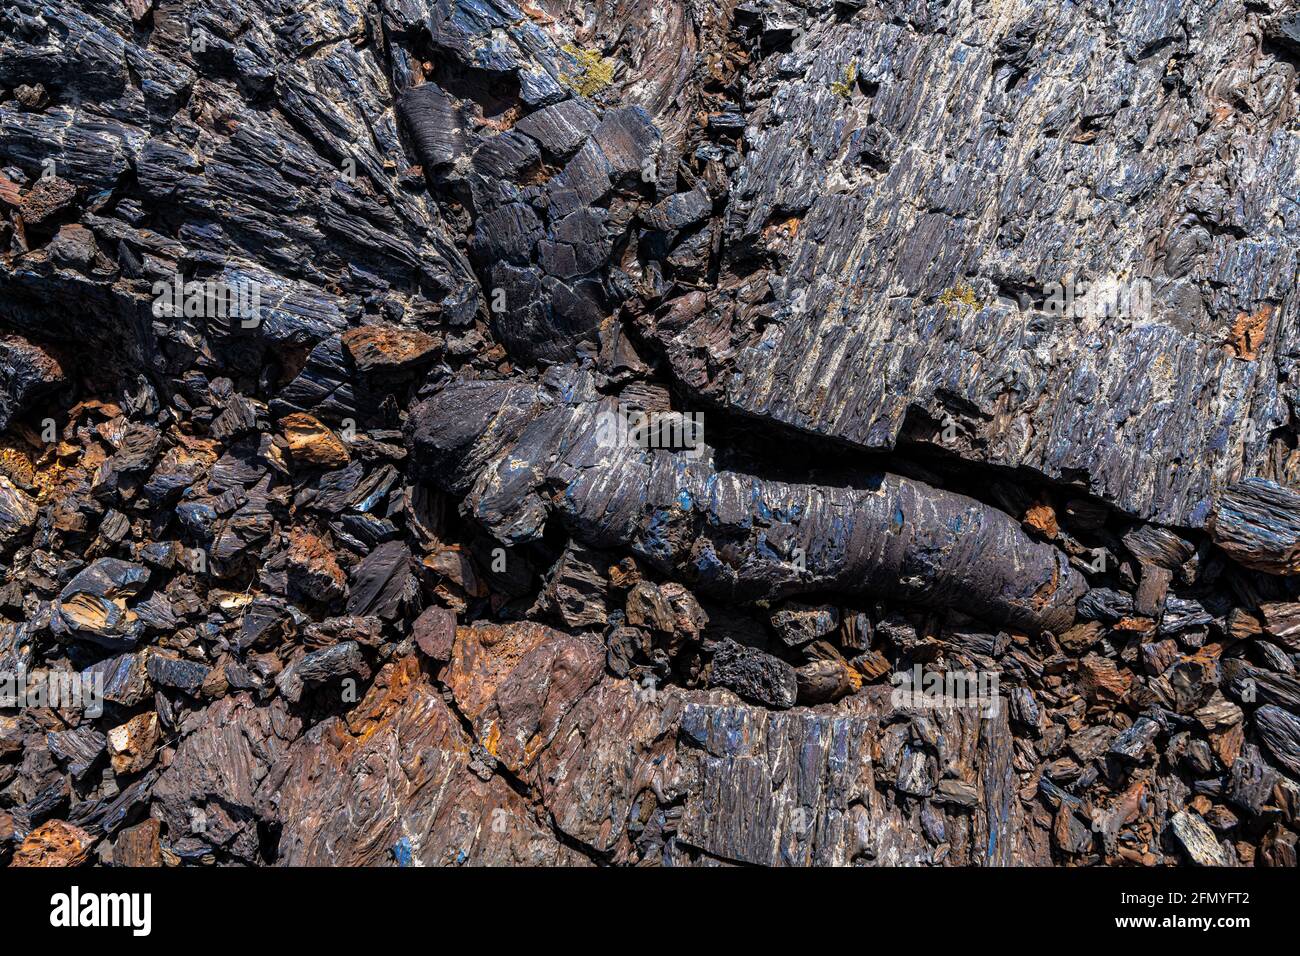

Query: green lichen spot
[[560, 44, 615, 98], [830, 61, 857, 99], [939, 281, 980, 317]]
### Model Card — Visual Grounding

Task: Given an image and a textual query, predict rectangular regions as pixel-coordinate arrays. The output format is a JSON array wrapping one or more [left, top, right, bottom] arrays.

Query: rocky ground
[[0, 0, 1298, 866]]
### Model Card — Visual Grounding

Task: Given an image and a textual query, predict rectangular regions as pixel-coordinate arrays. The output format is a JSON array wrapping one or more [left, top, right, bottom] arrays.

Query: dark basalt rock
[[708, 638, 797, 710], [0, 0, 1297, 871], [0, 334, 64, 431], [1209, 478, 1300, 575], [1256, 705, 1300, 778], [275, 641, 370, 704], [407, 372, 1087, 633]]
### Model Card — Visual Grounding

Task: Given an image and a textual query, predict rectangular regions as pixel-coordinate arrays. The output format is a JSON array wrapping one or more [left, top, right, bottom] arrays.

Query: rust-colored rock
[[285, 527, 347, 602], [259, 657, 586, 866], [443, 621, 604, 772], [341, 325, 439, 375], [279, 412, 349, 468], [1079, 653, 1132, 704], [11, 820, 95, 867], [411, 605, 457, 662], [113, 818, 162, 867], [18, 176, 76, 228], [1023, 501, 1059, 539]]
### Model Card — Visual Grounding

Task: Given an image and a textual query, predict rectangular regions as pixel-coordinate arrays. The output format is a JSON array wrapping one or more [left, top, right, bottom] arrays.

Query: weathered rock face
[[1, 0, 1299, 870], [151, 694, 300, 864], [640, 0, 1300, 531], [259, 656, 587, 866]]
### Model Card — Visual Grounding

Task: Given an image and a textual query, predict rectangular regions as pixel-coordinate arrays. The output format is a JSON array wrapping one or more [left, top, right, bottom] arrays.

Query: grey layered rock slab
[[639, 2, 1300, 529]]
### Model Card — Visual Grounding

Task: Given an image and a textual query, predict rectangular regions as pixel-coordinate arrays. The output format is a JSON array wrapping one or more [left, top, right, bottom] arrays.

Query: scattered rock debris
[[0, 0, 1297, 869]]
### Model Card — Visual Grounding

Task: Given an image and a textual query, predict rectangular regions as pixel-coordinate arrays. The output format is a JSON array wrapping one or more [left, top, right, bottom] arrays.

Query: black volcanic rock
[[0, 0, 1297, 872]]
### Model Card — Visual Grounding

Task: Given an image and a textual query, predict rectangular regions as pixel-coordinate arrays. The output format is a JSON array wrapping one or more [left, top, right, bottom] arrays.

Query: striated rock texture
[[1, 0, 1299, 868]]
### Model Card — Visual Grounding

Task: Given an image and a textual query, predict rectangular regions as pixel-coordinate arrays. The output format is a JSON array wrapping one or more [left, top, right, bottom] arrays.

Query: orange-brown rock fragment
[[1023, 500, 1059, 539], [285, 528, 347, 602], [113, 819, 162, 867], [341, 325, 439, 374], [279, 412, 349, 468], [443, 621, 604, 772], [11, 820, 95, 867], [1228, 304, 1273, 360], [1079, 653, 1132, 704]]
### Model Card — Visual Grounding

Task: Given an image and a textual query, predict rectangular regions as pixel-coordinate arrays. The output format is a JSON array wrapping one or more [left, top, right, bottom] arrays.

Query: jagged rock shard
[[0, 333, 64, 430], [1209, 478, 1300, 575], [708, 638, 797, 709], [1255, 704, 1300, 778], [345, 540, 417, 620], [442, 621, 604, 773], [152, 694, 301, 864], [0, 475, 37, 552], [10, 819, 95, 867], [1168, 810, 1228, 866]]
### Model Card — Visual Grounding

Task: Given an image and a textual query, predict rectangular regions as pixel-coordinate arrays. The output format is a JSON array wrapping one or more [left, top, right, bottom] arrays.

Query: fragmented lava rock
[[0, 334, 64, 431], [0, 0, 1298, 872], [1210, 479, 1300, 575], [10, 820, 95, 867], [708, 639, 797, 710]]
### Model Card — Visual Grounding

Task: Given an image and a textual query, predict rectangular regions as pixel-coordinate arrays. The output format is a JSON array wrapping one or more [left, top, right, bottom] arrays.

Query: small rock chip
[[769, 602, 840, 647], [933, 778, 980, 808], [146, 652, 210, 692], [280, 412, 350, 468], [108, 711, 161, 774], [0, 475, 38, 551], [113, 818, 162, 867], [1079, 652, 1131, 703], [14, 83, 48, 110], [796, 658, 859, 704], [1023, 500, 1058, 538], [1058, 619, 1105, 653], [1168, 810, 1228, 866], [285, 528, 347, 602], [412, 605, 457, 662], [341, 325, 439, 375]]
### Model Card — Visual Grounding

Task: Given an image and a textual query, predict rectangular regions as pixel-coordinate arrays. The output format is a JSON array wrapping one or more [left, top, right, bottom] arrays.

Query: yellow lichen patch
[[522, 730, 546, 766], [559, 44, 615, 97], [831, 61, 857, 99], [31, 460, 66, 502], [0, 442, 67, 502], [845, 666, 864, 693], [1228, 304, 1273, 361], [938, 281, 980, 317], [0, 445, 35, 488]]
